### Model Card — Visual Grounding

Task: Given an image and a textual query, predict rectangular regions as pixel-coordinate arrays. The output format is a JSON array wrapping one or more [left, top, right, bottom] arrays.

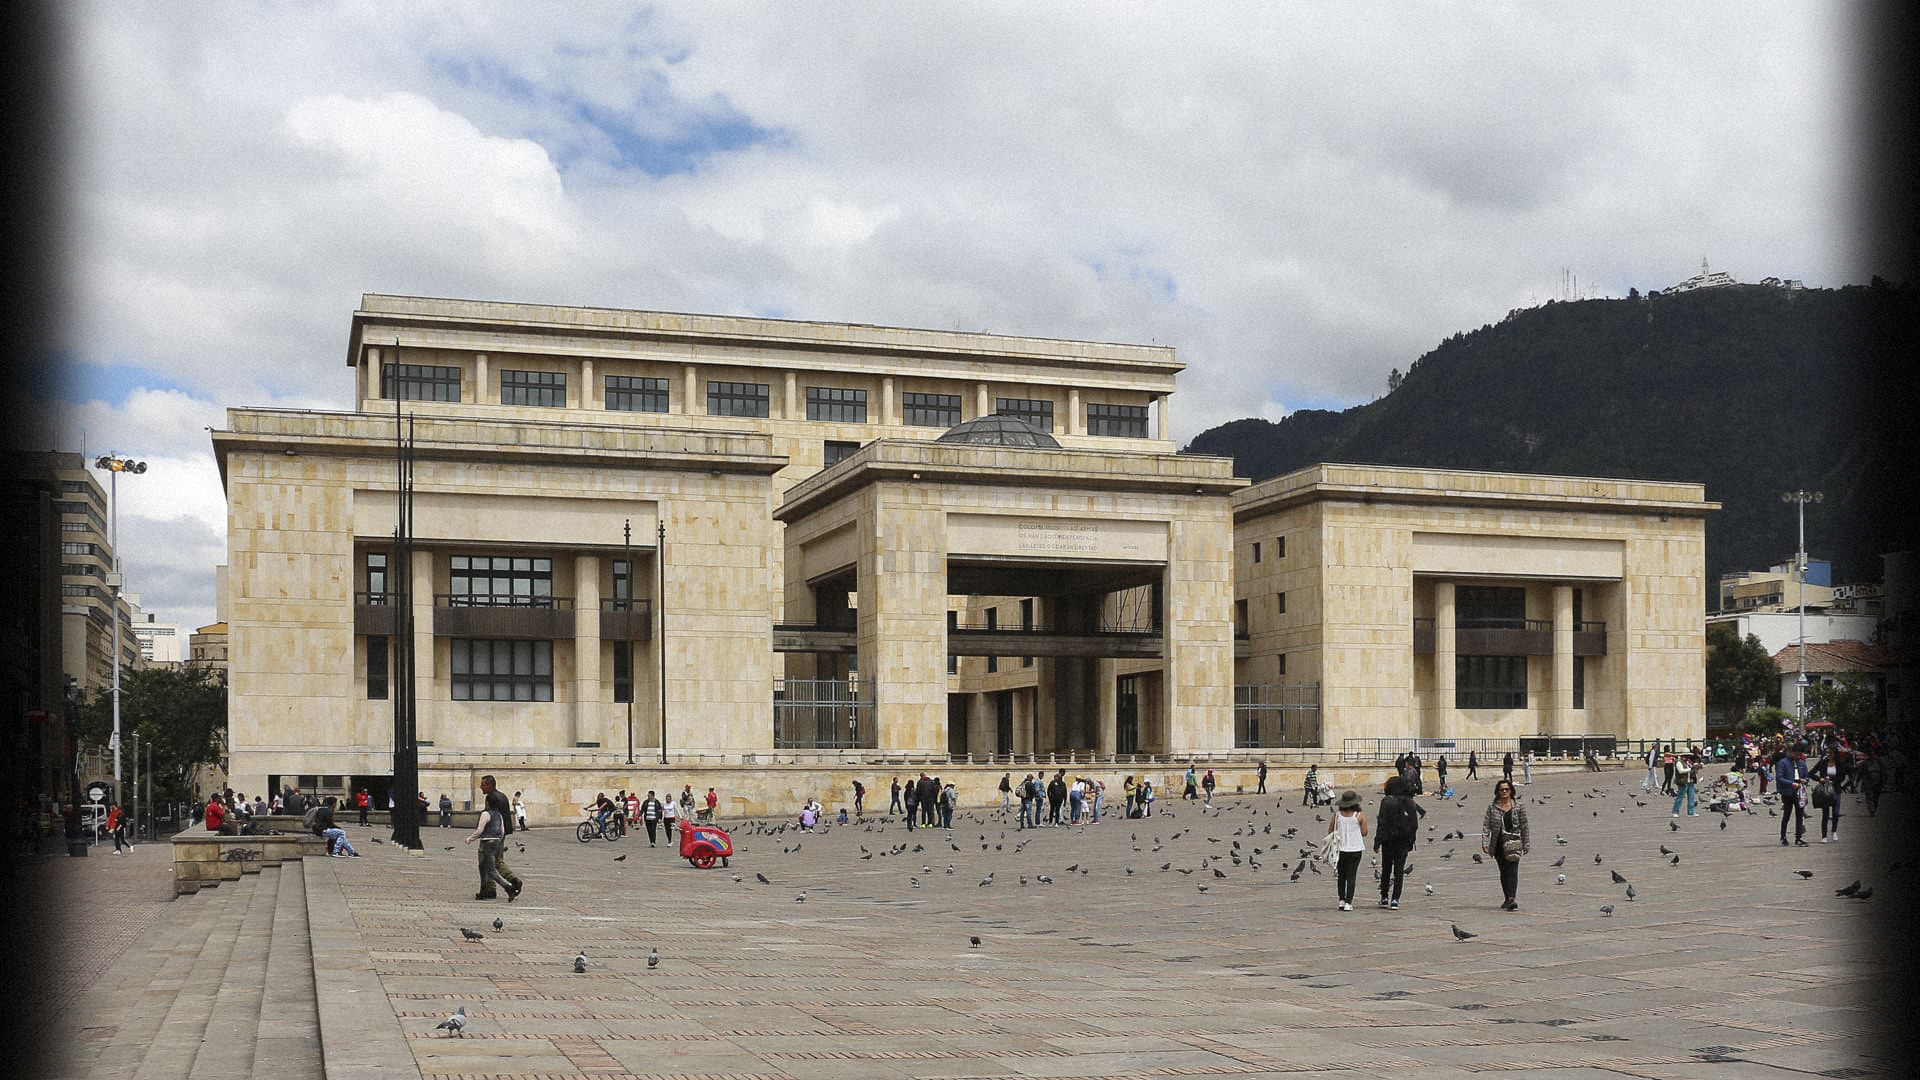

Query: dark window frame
[[450, 639, 554, 701], [1456, 655, 1528, 709], [1086, 402, 1150, 438], [500, 368, 567, 407], [1253, 542, 1261, 564], [806, 385, 868, 423], [1275, 590, 1287, 615], [367, 636, 389, 700], [904, 392, 962, 427], [986, 608, 997, 673], [448, 554, 554, 607], [823, 440, 862, 467], [382, 362, 461, 402], [995, 397, 1054, 432], [947, 611, 958, 675], [605, 375, 669, 413], [1572, 655, 1585, 710], [706, 380, 770, 418]]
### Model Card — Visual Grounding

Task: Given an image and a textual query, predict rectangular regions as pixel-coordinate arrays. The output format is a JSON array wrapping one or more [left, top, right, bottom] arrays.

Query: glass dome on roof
[[933, 415, 1061, 449]]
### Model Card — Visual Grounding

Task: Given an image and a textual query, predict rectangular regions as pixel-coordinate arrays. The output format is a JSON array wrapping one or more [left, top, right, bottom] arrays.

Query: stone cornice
[[1232, 462, 1720, 523]]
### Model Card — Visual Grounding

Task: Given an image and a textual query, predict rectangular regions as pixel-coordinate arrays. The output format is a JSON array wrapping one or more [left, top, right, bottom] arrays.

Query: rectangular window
[[1252, 542, 1261, 564], [1456, 655, 1528, 709], [605, 375, 669, 413], [63, 563, 102, 578], [806, 386, 867, 423], [707, 380, 770, 417], [1276, 534, 1286, 559], [904, 392, 962, 427], [367, 637, 389, 700], [450, 639, 554, 701], [501, 368, 566, 407], [611, 559, 631, 603], [1456, 585, 1527, 629], [1276, 652, 1287, 678], [62, 542, 99, 557], [448, 554, 554, 607], [1021, 598, 1034, 667], [995, 397, 1054, 432], [365, 552, 388, 602], [1275, 590, 1287, 615], [1235, 598, 1249, 636], [613, 640, 633, 704], [1572, 587, 1584, 627], [1086, 403, 1149, 438], [823, 440, 861, 467], [986, 608, 997, 673], [947, 610, 958, 675], [62, 521, 90, 532], [1572, 656, 1585, 710], [381, 362, 461, 402]]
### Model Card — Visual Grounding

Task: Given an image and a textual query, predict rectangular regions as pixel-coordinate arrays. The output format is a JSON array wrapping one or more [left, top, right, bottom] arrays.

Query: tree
[[1803, 672, 1884, 733], [74, 665, 227, 808], [1706, 624, 1777, 714], [1387, 367, 1404, 393], [1740, 705, 1792, 736]]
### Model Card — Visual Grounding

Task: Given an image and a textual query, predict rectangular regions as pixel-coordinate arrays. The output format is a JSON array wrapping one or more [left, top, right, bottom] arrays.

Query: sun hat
[[1336, 789, 1361, 809]]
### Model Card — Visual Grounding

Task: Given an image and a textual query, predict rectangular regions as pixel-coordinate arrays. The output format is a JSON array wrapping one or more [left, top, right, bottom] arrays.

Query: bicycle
[[576, 812, 625, 843]]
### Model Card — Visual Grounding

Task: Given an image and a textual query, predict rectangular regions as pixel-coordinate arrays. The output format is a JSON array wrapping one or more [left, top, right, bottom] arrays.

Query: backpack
[[1377, 796, 1417, 843]]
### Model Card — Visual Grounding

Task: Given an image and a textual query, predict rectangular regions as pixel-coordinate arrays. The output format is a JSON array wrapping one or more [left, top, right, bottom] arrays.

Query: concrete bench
[[254, 810, 481, 831], [172, 832, 331, 896]]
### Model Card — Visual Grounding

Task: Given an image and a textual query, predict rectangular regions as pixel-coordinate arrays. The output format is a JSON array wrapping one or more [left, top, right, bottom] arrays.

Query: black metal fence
[[1234, 683, 1322, 748]]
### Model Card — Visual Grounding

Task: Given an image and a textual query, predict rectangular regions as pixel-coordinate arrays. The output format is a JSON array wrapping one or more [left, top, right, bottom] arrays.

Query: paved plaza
[[47, 767, 1915, 1079]]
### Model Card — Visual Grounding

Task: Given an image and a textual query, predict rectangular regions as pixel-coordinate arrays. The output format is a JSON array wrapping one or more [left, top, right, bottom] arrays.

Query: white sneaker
[[1820, 837, 1829, 843]]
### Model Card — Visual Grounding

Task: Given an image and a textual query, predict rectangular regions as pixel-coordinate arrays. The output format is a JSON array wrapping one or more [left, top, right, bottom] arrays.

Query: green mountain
[[1184, 280, 1920, 597]]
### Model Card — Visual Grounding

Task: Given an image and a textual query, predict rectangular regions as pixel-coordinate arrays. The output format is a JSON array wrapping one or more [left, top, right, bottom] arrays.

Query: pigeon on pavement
[[573, 951, 587, 973], [647, 947, 659, 969], [1835, 880, 1862, 897], [436, 1005, 467, 1036], [492, 917, 503, 932], [1451, 924, 1477, 941], [460, 927, 484, 941]]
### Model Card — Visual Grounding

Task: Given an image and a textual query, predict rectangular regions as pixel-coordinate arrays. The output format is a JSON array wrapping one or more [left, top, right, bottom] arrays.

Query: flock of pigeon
[[422, 769, 1895, 1037]]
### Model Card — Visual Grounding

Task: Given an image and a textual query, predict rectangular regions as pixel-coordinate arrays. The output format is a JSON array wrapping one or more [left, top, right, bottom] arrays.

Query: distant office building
[[1718, 558, 1834, 614], [131, 609, 186, 665], [23, 452, 139, 691], [189, 622, 229, 678]]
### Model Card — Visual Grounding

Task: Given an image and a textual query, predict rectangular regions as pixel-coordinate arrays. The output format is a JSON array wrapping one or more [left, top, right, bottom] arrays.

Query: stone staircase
[[58, 864, 324, 1080]]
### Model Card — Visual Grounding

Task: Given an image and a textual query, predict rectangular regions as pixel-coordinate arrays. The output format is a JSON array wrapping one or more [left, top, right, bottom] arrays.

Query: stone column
[[579, 359, 595, 409], [1552, 583, 1574, 736], [360, 347, 376, 405], [1161, 510, 1235, 755], [1433, 581, 1456, 739], [1068, 389, 1084, 435], [684, 365, 698, 416], [784, 371, 798, 420], [411, 550, 437, 744], [857, 499, 948, 753], [968, 693, 994, 759], [881, 376, 895, 427], [975, 382, 990, 420], [573, 554, 602, 747], [473, 354, 488, 405], [1096, 658, 1119, 756], [1156, 395, 1171, 441]]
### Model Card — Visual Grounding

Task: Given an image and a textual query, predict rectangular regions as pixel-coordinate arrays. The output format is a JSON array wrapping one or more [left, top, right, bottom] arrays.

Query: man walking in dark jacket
[[1046, 771, 1068, 826], [477, 774, 522, 900], [639, 790, 664, 846], [1374, 775, 1423, 909], [1777, 744, 1810, 846]]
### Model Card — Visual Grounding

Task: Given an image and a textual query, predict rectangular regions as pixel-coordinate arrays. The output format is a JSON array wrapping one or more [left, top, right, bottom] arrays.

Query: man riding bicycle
[[584, 792, 617, 836]]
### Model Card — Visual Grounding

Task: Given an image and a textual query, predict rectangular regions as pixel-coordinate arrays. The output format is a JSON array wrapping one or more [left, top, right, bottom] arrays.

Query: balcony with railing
[[599, 597, 653, 642], [433, 594, 575, 639], [1413, 617, 1607, 657]]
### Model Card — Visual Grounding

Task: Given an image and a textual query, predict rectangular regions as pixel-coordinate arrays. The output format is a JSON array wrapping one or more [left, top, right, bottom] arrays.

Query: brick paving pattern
[[298, 768, 1907, 1078]]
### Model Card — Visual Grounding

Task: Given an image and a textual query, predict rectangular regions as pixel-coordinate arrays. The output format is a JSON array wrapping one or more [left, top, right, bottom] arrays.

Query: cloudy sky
[[32, 1, 1864, 631]]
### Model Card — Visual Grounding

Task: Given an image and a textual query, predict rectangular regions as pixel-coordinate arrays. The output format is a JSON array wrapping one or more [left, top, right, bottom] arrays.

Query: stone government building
[[212, 295, 1714, 819]]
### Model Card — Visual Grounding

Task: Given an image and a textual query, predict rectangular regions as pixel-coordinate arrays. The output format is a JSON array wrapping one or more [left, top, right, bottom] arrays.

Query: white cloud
[[53, 0, 1860, 625]]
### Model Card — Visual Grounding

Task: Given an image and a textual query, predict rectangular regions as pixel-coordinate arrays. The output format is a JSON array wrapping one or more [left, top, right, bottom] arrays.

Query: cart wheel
[[691, 851, 716, 869], [576, 822, 594, 844]]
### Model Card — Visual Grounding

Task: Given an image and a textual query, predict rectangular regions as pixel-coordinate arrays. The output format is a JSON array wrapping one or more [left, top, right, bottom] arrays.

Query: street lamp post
[[624, 518, 634, 766], [95, 454, 147, 805], [1781, 490, 1823, 727]]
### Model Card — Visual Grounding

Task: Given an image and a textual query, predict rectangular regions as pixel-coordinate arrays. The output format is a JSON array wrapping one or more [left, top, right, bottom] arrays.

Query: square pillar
[[473, 353, 488, 405], [968, 692, 995, 759], [579, 359, 596, 409], [410, 550, 437, 744], [881, 376, 896, 427], [573, 554, 602, 747], [784, 371, 798, 421], [1096, 658, 1119, 756], [975, 382, 990, 420], [857, 498, 948, 753], [1068, 388, 1084, 435], [1161, 509, 1235, 754], [1432, 581, 1456, 739], [684, 365, 698, 416], [1552, 583, 1575, 736], [1156, 394, 1171, 441]]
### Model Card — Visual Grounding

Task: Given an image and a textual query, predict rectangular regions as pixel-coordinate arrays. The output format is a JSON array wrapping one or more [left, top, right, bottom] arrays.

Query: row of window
[[1454, 654, 1585, 710], [381, 364, 1141, 435], [367, 636, 640, 704], [62, 541, 103, 557], [1250, 535, 1287, 563]]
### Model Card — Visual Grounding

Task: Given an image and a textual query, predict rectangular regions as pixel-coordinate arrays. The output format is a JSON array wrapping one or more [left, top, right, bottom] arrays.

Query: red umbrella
[[1804, 720, 1835, 729]]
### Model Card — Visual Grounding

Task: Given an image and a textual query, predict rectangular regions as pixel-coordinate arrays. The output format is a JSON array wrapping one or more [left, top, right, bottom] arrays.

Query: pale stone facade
[[1231, 465, 1717, 749], [213, 297, 1714, 817]]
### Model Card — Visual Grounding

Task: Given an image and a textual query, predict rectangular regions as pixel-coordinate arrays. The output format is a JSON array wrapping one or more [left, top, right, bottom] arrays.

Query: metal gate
[[774, 678, 875, 749], [1234, 683, 1322, 748]]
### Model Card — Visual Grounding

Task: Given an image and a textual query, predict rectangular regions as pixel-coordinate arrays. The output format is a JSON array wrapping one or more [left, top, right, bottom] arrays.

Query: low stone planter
[[171, 832, 331, 896]]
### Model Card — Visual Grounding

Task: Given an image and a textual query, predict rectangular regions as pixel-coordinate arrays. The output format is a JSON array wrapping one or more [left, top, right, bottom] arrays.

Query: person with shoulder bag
[[1480, 779, 1529, 911], [1813, 747, 1844, 842], [1670, 753, 1698, 817], [1326, 790, 1368, 911]]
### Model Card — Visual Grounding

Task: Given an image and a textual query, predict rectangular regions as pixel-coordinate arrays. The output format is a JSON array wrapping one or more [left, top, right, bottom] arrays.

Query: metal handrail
[[1414, 617, 1607, 632], [354, 591, 399, 606], [950, 622, 1160, 635], [599, 598, 653, 614]]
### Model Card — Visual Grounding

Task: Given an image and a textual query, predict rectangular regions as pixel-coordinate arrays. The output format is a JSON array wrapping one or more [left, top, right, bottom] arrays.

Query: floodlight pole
[[624, 518, 634, 766], [96, 454, 147, 803], [1781, 490, 1823, 727]]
